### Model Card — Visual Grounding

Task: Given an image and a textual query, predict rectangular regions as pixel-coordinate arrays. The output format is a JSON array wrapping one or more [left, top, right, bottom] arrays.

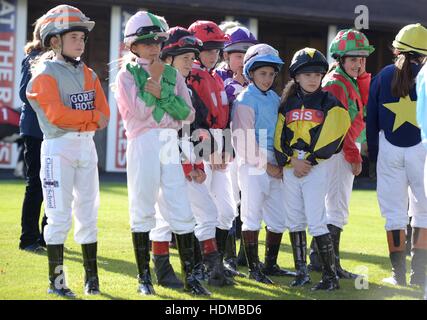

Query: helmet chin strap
[[197, 53, 219, 72], [253, 82, 269, 94], [249, 65, 281, 94], [250, 72, 274, 94], [251, 76, 272, 94], [195, 55, 206, 70], [61, 51, 81, 68]]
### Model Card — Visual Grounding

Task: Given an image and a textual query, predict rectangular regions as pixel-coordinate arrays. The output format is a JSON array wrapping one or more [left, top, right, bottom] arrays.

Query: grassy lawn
[[0, 179, 425, 300]]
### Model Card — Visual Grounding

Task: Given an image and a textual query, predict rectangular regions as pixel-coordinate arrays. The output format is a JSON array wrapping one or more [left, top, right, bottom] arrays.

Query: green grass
[[0, 179, 424, 300]]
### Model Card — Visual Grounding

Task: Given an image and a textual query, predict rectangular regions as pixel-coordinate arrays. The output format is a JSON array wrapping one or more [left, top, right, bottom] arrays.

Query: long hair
[[24, 15, 45, 55], [391, 51, 415, 98], [30, 50, 55, 74], [390, 48, 427, 98], [108, 51, 137, 93], [281, 79, 298, 104]]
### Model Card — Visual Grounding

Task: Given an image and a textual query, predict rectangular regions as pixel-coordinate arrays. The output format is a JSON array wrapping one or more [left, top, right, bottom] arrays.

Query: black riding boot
[[311, 233, 339, 291], [383, 230, 407, 286], [82, 242, 100, 295], [200, 238, 234, 287], [242, 230, 273, 284], [307, 238, 322, 272], [47, 244, 76, 297], [152, 241, 183, 289], [235, 204, 248, 267], [224, 231, 238, 271], [216, 228, 245, 277], [193, 235, 209, 282], [289, 231, 311, 286], [175, 233, 211, 295], [328, 224, 358, 279], [237, 238, 248, 266], [262, 229, 296, 277], [132, 232, 155, 295]]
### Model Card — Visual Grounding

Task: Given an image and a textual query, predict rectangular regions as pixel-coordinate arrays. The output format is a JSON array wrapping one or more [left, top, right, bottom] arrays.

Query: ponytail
[[391, 52, 414, 98], [30, 50, 55, 74]]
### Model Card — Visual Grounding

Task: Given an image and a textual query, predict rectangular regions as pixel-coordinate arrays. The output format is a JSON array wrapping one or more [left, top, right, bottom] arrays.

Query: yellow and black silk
[[274, 89, 351, 167]]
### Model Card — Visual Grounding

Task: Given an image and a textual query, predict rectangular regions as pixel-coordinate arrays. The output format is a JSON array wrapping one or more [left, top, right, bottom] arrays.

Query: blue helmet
[[243, 43, 284, 80]]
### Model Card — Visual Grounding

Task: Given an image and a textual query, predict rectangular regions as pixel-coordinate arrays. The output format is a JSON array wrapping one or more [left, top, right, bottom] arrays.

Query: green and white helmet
[[124, 11, 169, 47]]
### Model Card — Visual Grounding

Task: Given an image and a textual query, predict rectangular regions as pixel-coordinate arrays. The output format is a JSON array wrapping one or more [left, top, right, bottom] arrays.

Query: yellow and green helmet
[[329, 29, 375, 59], [392, 23, 427, 56]]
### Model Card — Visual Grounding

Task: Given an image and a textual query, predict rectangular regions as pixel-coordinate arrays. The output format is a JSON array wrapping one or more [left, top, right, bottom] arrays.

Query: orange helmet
[[40, 5, 95, 48]]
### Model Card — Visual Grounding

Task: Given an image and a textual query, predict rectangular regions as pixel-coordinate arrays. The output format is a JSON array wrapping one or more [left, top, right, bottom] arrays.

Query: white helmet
[[124, 11, 169, 47], [40, 5, 95, 48]]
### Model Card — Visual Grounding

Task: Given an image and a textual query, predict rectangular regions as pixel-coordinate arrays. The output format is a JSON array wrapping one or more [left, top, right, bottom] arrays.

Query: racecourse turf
[[0, 179, 425, 300]]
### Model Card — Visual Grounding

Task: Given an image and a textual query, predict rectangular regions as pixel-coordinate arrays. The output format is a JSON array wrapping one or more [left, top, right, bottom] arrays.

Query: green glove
[[126, 63, 191, 123]]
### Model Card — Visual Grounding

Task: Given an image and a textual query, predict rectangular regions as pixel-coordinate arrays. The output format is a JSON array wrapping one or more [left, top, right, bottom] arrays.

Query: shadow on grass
[[99, 292, 127, 300], [63, 248, 137, 279], [263, 242, 394, 273], [58, 244, 423, 300], [60, 248, 303, 300], [359, 282, 424, 300], [60, 248, 209, 300]]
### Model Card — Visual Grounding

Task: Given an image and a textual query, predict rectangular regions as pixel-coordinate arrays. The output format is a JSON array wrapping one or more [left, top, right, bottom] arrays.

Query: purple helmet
[[224, 26, 258, 53]]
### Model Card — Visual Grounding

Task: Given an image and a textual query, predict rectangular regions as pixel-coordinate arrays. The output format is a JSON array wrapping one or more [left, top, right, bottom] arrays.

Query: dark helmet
[[289, 47, 329, 78], [160, 26, 202, 59]]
